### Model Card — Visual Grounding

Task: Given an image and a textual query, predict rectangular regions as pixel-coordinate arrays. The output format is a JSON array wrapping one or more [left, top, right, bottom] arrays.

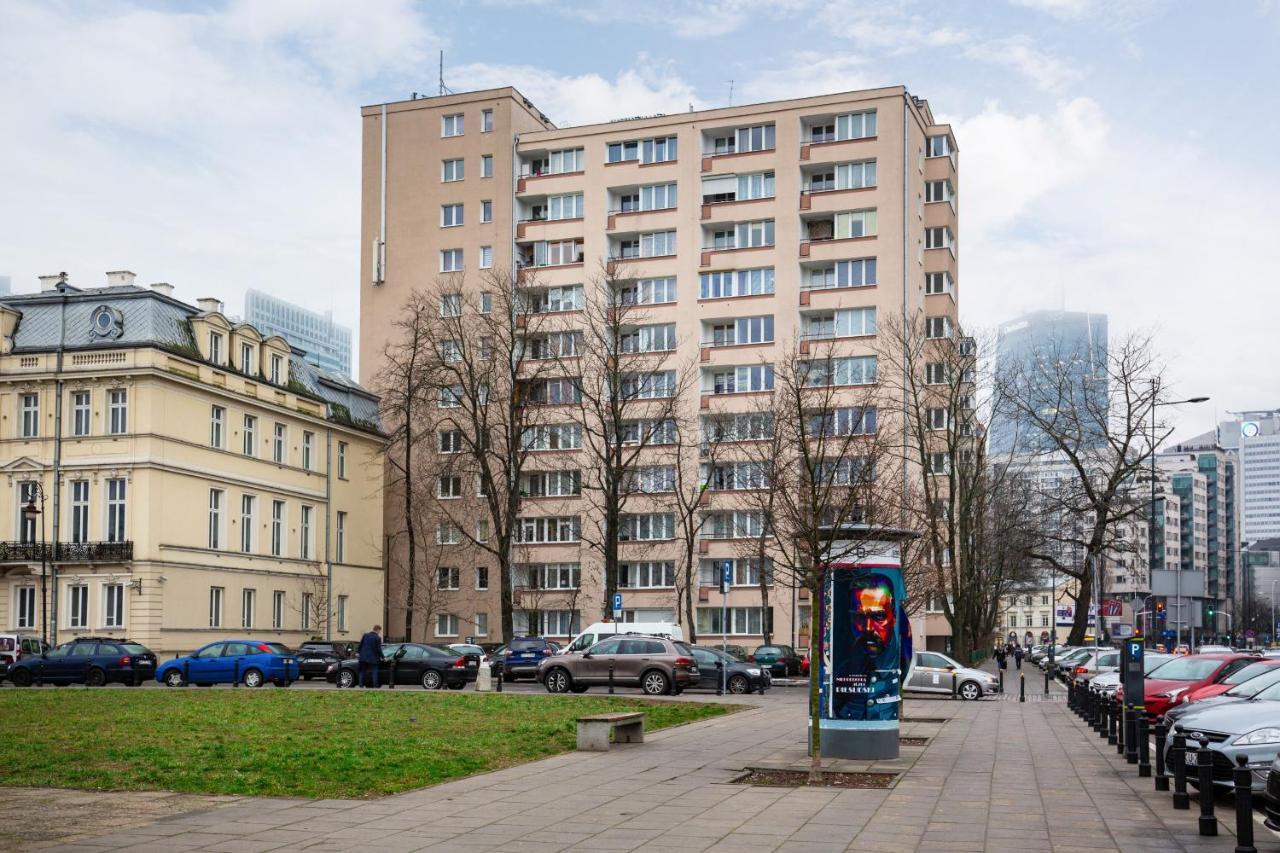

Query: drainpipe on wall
[[50, 286, 67, 645], [324, 427, 333, 640], [900, 96, 911, 513]]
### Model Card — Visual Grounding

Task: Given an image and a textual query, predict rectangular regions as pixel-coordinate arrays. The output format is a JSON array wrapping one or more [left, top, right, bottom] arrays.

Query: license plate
[[1184, 750, 1198, 766], [467, 662, 476, 667]]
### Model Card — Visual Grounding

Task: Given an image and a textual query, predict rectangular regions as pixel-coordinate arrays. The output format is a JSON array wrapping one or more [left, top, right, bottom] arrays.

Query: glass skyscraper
[[244, 289, 352, 377]]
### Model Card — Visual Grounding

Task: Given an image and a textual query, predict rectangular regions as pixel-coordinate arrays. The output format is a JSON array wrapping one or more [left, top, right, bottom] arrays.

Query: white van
[[561, 622, 685, 654]]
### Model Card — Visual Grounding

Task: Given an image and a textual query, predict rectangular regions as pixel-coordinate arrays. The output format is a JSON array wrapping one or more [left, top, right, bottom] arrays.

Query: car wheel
[[337, 669, 357, 689], [10, 668, 32, 688], [422, 669, 443, 690], [243, 668, 265, 688], [84, 668, 107, 688], [163, 669, 185, 687], [641, 669, 670, 696], [544, 667, 571, 693], [728, 675, 750, 694], [959, 680, 982, 700]]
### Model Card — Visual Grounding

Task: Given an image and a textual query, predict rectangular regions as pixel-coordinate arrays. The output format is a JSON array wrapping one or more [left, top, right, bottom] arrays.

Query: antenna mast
[[439, 50, 445, 96], [727, 79, 734, 106]]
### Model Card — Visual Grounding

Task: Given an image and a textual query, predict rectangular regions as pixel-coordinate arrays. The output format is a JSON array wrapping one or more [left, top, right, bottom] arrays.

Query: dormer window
[[209, 332, 224, 365], [240, 342, 254, 374], [270, 353, 284, 385]]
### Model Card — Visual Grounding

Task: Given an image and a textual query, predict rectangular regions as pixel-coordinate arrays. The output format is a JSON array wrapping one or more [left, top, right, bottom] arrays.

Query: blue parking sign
[[612, 592, 623, 614]]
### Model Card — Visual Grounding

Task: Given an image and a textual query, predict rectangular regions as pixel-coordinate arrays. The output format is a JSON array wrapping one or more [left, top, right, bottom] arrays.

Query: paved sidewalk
[[30, 680, 1280, 852]]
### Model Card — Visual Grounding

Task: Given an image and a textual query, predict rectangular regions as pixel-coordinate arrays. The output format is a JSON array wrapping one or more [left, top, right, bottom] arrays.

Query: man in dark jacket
[[358, 625, 383, 688]]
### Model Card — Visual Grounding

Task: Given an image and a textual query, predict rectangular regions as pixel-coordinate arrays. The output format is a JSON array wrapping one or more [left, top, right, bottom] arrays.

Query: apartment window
[[436, 613, 459, 637], [621, 370, 677, 399], [438, 430, 463, 454], [272, 423, 286, 463], [833, 210, 877, 239], [442, 158, 464, 181], [476, 519, 490, 542], [69, 479, 89, 544], [697, 606, 770, 636], [806, 258, 877, 290], [520, 423, 582, 451], [481, 154, 493, 177], [925, 226, 953, 249], [241, 414, 257, 456], [479, 245, 493, 269], [479, 199, 493, 223], [736, 171, 775, 200], [239, 342, 254, 374], [208, 586, 224, 627], [336, 441, 347, 479], [208, 332, 224, 365], [208, 489, 224, 549], [707, 364, 774, 395], [825, 160, 876, 190], [704, 461, 769, 491], [441, 248, 463, 272], [437, 522, 461, 545], [836, 110, 877, 140], [619, 323, 676, 354], [641, 136, 678, 164], [925, 316, 953, 339], [68, 584, 89, 629], [532, 239, 581, 266], [618, 561, 676, 589], [15, 587, 36, 629], [476, 567, 489, 590], [926, 362, 948, 385], [241, 588, 256, 629], [707, 315, 774, 346], [438, 293, 463, 318], [271, 500, 284, 557], [716, 123, 774, 153], [16, 482, 36, 543], [441, 203, 464, 227], [928, 452, 952, 475], [548, 193, 583, 220], [524, 283, 584, 312], [272, 590, 285, 630], [617, 513, 674, 541], [302, 431, 315, 470], [481, 109, 493, 133], [300, 505, 313, 559], [925, 180, 952, 203], [442, 113, 463, 137], [96, 477, 125, 543], [520, 469, 582, 497], [210, 405, 225, 448], [523, 563, 581, 590], [925, 271, 952, 295], [700, 267, 774, 299], [269, 353, 283, 384], [607, 140, 640, 162], [71, 391, 90, 436], [927, 408, 950, 430], [927, 135, 952, 158], [803, 355, 878, 387], [701, 412, 774, 442], [20, 393, 38, 438], [810, 406, 877, 437], [515, 516, 580, 544], [735, 219, 775, 248], [805, 307, 877, 339], [616, 276, 677, 306], [475, 612, 489, 637], [438, 476, 462, 499], [106, 389, 127, 435], [337, 594, 348, 632], [240, 495, 255, 553], [301, 592, 312, 630], [438, 566, 460, 590], [98, 583, 120, 633]]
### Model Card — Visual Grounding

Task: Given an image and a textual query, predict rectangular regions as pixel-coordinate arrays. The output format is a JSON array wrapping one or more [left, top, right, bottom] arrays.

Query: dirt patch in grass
[[733, 768, 897, 788]]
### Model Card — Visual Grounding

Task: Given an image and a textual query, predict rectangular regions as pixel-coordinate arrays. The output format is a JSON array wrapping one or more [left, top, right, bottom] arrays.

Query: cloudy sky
[[1, 0, 1275, 439]]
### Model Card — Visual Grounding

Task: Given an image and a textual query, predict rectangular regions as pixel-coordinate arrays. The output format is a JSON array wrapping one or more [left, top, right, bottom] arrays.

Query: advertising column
[[817, 530, 916, 760]]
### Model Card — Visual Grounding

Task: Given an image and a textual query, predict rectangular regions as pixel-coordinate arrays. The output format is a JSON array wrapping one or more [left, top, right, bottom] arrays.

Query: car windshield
[[511, 638, 544, 651], [1143, 655, 1174, 674], [421, 645, 454, 657], [1226, 668, 1280, 697], [451, 645, 483, 655], [1150, 657, 1223, 681], [1222, 661, 1277, 685], [119, 643, 149, 655], [755, 646, 782, 655], [260, 643, 292, 655]]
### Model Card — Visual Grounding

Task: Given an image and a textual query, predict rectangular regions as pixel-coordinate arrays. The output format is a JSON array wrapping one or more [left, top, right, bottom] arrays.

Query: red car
[[1122, 653, 1260, 719], [1181, 658, 1280, 705]]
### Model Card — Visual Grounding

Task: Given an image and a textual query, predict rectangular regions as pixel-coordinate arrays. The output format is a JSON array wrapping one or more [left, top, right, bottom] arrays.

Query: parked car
[[446, 643, 486, 681], [294, 641, 355, 681], [1052, 647, 1104, 677], [1088, 653, 1175, 695], [157, 640, 296, 688], [1164, 664, 1280, 726], [503, 637, 558, 681], [561, 622, 685, 654], [1123, 653, 1260, 720], [1195, 644, 1234, 655], [537, 634, 699, 695], [1164, 687, 1280, 793], [1177, 658, 1280, 706], [904, 651, 999, 700], [0, 634, 47, 667], [1068, 648, 1121, 684], [688, 645, 770, 694], [1037, 646, 1078, 670], [722, 644, 749, 661], [1266, 753, 1280, 830], [750, 645, 803, 677], [327, 643, 469, 689], [7, 637, 156, 687], [481, 644, 506, 677]]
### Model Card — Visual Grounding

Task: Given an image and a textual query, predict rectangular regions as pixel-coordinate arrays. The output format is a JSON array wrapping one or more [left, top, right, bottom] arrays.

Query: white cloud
[[963, 36, 1083, 92], [739, 54, 884, 104], [1008, 0, 1094, 19]]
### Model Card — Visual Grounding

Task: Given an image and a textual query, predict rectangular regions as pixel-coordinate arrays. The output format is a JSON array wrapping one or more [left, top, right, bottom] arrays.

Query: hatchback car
[[1165, 689, 1280, 793], [503, 636, 557, 681], [295, 641, 355, 680], [1164, 664, 1280, 726], [1126, 653, 1260, 720], [8, 637, 156, 687], [904, 651, 999, 700], [750, 645, 803, 677], [537, 635, 699, 695], [1088, 652, 1174, 695], [688, 645, 769, 693], [157, 640, 296, 688], [327, 643, 469, 690]]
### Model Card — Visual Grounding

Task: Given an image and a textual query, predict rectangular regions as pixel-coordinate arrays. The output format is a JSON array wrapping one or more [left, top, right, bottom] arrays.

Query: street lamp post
[[1148, 383, 1208, 650], [21, 485, 48, 646]]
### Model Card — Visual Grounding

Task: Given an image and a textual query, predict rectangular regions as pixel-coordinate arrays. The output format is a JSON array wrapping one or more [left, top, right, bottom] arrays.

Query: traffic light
[[1156, 601, 1166, 620]]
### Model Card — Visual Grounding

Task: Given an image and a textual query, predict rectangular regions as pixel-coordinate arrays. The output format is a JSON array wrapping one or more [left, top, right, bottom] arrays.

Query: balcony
[[0, 541, 133, 563]]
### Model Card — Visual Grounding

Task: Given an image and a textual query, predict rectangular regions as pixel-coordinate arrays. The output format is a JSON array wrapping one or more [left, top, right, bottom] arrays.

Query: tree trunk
[[683, 536, 697, 643], [757, 538, 772, 646], [401, 424, 416, 643], [1067, 571, 1092, 645], [808, 581, 823, 782]]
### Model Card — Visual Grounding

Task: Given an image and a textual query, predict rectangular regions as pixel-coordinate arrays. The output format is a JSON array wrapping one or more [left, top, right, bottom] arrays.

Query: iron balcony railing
[[0, 541, 133, 563]]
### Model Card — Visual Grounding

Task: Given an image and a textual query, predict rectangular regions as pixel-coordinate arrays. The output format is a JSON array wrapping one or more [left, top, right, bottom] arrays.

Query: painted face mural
[[828, 570, 906, 722], [852, 583, 894, 649]]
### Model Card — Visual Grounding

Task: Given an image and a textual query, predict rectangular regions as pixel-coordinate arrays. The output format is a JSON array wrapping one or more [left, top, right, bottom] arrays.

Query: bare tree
[[996, 331, 1167, 645]]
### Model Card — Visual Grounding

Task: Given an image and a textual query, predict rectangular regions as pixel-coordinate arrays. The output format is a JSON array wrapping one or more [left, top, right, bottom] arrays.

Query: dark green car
[[751, 644, 803, 677]]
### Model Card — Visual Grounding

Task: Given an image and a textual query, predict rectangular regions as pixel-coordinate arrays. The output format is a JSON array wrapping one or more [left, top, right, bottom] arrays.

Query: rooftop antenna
[[438, 50, 453, 97], [727, 79, 734, 106]]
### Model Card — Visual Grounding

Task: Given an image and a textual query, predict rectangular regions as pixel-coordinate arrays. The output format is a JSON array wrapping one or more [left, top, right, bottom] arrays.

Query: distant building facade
[[244, 289, 352, 377], [0, 276, 11, 296]]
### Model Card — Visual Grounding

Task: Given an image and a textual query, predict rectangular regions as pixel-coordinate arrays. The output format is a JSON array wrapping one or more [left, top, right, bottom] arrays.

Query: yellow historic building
[[0, 272, 384, 655]]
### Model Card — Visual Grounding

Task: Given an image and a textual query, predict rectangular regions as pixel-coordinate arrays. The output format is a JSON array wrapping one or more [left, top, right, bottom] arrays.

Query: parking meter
[[1121, 637, 1144, 763]]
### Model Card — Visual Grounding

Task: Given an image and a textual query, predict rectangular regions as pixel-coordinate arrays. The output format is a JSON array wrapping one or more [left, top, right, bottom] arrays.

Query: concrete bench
[[576, 712, 644, 751]]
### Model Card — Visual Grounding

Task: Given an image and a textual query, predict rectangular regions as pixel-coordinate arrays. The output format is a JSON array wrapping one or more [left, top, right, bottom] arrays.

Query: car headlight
[[1158, 687, 1188, 701], [747, 668, 761, 676], [1234, 728, 1280, 746]]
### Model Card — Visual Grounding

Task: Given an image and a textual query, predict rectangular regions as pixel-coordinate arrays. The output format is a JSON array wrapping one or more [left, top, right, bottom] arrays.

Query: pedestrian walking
[[995, 646, 1007, 672], [1014, 646, 1024, 670], [358, 624, 383, 688]]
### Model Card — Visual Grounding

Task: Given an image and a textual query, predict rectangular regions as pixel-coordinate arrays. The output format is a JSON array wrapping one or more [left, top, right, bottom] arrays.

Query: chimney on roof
[[105, 270, 136, 287], [150, 282, 174, 297], [196, 297, 223, 314], [38, 272, 67, 292]]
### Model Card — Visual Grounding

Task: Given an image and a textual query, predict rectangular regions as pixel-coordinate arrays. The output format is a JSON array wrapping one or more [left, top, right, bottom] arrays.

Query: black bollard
[[183, 659, 190, 686], [1138, 714, 1151, 778], [1044, 666, 1050, 694], [1019, 672, 1025, 703], [1233, 754, 1257, 853], [1197, 738, 1217, 836], [496, 664, 503, 692], [1172, 732, 1190, 809], [1126, 708, 1139, 764], [1107, 696, 1118, 745], [1117, 706, 1126, 755], [999, 669, 1004, 693], [389, 659, 396, 690], [608, 659, 615, 695], [716, 662, 723, 696], [233, 659, 240, 688], [952, 671, 958, 699], [1154, 722, 1169, 791]]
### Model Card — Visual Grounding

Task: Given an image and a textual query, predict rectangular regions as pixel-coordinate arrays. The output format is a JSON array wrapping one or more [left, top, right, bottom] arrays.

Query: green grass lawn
[[0, 690, 732, 798]]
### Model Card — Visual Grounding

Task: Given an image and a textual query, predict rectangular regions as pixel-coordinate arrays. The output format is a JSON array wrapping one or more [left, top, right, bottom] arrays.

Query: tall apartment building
[[0, 272, 384, 655], [1205, 411, 1280, 544], [359, 86, 959, 647], [244, 289, 353, 377]]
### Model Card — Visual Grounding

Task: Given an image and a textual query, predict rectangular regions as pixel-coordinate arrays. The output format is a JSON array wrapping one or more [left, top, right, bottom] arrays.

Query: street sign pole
[[612, 592, 622, 635], [721, 561, 732, 694]]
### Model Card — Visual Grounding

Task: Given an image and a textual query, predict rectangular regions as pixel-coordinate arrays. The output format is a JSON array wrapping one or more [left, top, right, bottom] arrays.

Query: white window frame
[[300, 505, 313, 560], [68, 583, 89, 629], [481, 154, 493, 178], [242, 414, 257, 456], [14, 585, 36, 630], [104, 583, 125, 629], [71, 390, 90, 437], [480, 199, 493, 223], [107, 389, 127, 435], [336, 511, 347, 563], [272, 590, 285, 630], [208, 489, 224, 549], [441, 203, 464, 227], [241, 588, 256, 629], [442, 113, 464, 137], [436, 613, 460, 637], [441, 249, 464, 273], [209, 587, 224, 628], [481, 109, 493, 133], [70, 479, 89, 544], [210, 405, 225, 448], [337, 594, 348, 632], [271, 499, 285, 557], [302, 431, 315, 470], [273, 423, 286, 463], [240, 494, 255, 553], [20, 393, 38, 438]]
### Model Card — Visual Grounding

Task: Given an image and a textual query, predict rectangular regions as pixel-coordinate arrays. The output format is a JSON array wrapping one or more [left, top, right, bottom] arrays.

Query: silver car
[[904, 651, 999, 700], [1088, 652, 1175, 694], [1165, 685, 1280, 792]]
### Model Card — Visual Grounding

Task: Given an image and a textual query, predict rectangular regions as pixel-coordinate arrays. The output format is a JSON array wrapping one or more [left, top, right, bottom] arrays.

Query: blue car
[[157, 640, 296, 688]]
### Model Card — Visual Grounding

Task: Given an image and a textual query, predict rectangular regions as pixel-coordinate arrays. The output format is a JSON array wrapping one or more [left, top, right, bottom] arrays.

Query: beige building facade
[[360, 86, 959, 649], [0, 273, 384, 656]]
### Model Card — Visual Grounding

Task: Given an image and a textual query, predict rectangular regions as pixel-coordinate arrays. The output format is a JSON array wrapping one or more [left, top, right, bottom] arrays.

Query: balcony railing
[[0, 541, 133, 563]]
